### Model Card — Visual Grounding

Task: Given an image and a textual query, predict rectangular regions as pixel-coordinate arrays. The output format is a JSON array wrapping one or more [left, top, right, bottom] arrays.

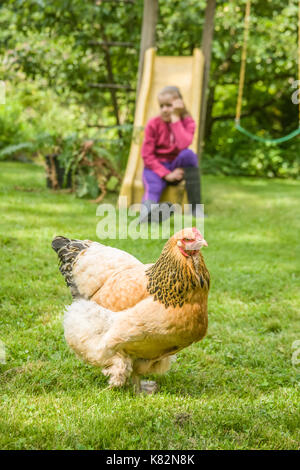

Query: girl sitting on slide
[[140, 85, 201, 221]]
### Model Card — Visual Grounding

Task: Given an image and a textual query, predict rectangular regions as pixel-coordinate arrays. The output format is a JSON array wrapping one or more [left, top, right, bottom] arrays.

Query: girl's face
[[158, 93, 177, 122]]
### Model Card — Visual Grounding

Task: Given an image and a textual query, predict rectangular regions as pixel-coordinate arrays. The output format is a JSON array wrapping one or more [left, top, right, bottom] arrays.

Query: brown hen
[[52, 227, 209, 393]]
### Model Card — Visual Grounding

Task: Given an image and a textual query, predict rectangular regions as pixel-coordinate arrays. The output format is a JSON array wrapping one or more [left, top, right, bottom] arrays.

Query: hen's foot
[[130, 376, 158, 394], [140, 380, 158, 394]]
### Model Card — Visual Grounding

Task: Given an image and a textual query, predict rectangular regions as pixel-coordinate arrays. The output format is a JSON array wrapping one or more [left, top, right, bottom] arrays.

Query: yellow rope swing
[[235, 0, 300, 143]]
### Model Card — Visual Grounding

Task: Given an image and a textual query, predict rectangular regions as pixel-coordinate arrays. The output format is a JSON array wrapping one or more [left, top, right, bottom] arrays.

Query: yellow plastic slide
[[118, 48, 204, 208]]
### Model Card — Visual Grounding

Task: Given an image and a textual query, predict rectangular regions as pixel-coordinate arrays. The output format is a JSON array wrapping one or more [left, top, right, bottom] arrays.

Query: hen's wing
[[91, 264, 149, 311], [52, 236, 142, 299]]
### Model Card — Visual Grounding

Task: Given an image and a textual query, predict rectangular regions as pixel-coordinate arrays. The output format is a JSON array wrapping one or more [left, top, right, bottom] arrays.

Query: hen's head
[[146, 227, 209, 308], [171, 227, 208, 258]]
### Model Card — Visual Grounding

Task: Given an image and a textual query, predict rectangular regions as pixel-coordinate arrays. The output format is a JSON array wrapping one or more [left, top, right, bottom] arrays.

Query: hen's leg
[[130, 372, 158, 394], [102, 353, 133, 388], [131, 374, 141, 393]]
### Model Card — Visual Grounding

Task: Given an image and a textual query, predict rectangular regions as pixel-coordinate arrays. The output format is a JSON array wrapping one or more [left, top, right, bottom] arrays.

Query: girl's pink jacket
[[141, 115, 196, 178]]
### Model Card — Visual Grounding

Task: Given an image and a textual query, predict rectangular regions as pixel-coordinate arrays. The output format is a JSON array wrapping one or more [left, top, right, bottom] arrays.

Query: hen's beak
[[185, 238, 208, 251], [200, 238, 208, 248]]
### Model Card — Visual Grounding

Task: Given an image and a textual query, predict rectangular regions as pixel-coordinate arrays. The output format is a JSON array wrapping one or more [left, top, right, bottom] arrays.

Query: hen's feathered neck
[[146, 239, 210, 309]]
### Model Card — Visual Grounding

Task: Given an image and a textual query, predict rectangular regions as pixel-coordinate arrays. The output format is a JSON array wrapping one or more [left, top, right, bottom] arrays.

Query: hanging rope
[[298, 0, 300, 123], [235, 0, 300, 144]]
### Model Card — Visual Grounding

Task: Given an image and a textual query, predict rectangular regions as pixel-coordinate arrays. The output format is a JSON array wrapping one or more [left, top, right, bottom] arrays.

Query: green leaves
[[75, 173, 99, 199], [0, 0, 299, 177], [0, 142, 34, 160]]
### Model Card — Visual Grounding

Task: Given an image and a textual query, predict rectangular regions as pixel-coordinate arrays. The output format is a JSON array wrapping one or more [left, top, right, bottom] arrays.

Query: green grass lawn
[[0, 161, 299, 450]]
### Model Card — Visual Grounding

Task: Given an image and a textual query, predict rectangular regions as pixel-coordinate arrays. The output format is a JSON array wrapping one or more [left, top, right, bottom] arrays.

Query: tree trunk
[[197, 0, 216, 160], [136, 0, 158, 96], [204, 84, 216, 142]]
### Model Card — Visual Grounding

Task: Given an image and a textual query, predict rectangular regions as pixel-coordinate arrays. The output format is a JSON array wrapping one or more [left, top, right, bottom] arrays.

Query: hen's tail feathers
[[52, 236, 92, 298]]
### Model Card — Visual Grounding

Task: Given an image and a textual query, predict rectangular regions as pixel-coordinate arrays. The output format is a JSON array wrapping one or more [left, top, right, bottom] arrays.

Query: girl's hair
[[158, 85, 190, 118], [158, 85, 183, 99]]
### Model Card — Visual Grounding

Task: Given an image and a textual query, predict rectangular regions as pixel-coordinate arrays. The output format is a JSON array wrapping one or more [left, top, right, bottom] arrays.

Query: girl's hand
[[164, 168, 184, 183], [171, 99, 185, 117]]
